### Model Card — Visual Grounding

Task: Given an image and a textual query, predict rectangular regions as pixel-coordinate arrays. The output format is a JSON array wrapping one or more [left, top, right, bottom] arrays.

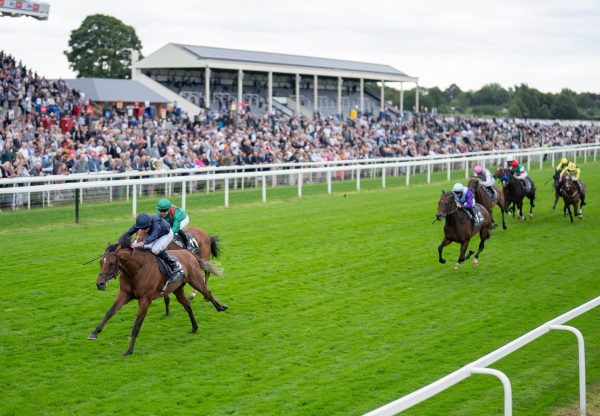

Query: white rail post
[[584, 149, 587, 164], [382, 166, 386, 188], [272, 174, 277, 188], [470, 367, 512, 416], [527, 155, 531, 171], [126, 177, 129, 201], [224, 178, 229, 208], [427, 163, 431, 184], [182, 180, 186, 211], [552, 152, 555, 167], [539, 153, 543, 170], [447, 162, 451, 182], [132, 184, 137, 217], [298, 172, 303, 198], [327, 170, 332, 194], [550, 325, 586, 416], [262, 176, 267, 203], [406, 165, 410, 187], [356, 167, 361, 192], [465, 160, 469, 179]]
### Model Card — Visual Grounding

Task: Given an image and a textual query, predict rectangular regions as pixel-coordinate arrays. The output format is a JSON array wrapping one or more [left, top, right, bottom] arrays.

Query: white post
[[465, 160, 469, 179], [550, 325, 586, 416], [527, 155, 531, 171], [205, 67, 211, 110], [427, 163, 431, 184], [224, 178, 229, 208], [356, 167, 361, 192], [360, 78, 365, 113], [268, 71, 273, 114], [415, 83, 420, 113], [382, 166, 386, 188], [298, 172, 303, 198], [406, 165, 410, 186], [539, 153, 543, 170], [262, 176, 267, 203], [182, 180, 186, 211], [296, 73, 301, 114], [399, 82, 404, 114], [552, 152, 555, 167], [238, 69, 243, 107], [380, 80, 385, 111], [327, 170, 332, 194], [132, 184, 137, 217], [313, 75, 319, 115], [337, 77, 343, 116], [471, 368, 512, 416], [584, 149, 587, 164]]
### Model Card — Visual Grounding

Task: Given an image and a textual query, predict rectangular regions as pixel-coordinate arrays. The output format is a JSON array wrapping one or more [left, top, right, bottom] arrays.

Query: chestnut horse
[[136, 227, 225, 307], [467, 177, 507, 230], [435, 191, 492, 269], [494, 167, 536, 220], [560, 174, 585, 223], [89, 242, 216, 355]]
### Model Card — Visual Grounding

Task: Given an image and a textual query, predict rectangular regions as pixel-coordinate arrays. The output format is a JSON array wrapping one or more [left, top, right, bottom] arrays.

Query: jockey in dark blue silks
[[119, 213, 185, 283]]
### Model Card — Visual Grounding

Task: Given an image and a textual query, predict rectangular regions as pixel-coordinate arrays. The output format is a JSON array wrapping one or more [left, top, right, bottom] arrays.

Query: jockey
[[155, 198, 194, 251], [559, 162, 585, 205], [511, 160, 531, 192], [120, 213, 185, 283], [554, 157, 570, 180], [452, 183, 475, 221], [473, 165, 495, 196], [505, 154, 515, 169]]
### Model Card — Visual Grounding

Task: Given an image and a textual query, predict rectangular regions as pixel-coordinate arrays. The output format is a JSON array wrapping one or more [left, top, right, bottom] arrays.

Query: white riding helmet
[[452, 183, 465, 194], [505, 154, 515, 162]]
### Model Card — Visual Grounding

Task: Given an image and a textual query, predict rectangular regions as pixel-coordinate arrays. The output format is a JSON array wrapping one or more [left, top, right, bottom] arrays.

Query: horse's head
[[467, 177, 479, 193], [561, 174, 574, 192], [135, 228, 149, 245], [493, 166, 505, 179], [436, 191, 457, 221], [96, 244, 119, 291]]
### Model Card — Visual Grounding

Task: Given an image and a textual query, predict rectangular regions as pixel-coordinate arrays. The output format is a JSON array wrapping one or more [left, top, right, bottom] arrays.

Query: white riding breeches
[[145, 229, 174, 254], [179, 215, 190, 230]]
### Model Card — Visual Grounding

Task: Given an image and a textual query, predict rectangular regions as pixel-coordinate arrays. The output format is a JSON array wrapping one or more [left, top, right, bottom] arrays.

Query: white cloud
[[1, 0, 598, 93]]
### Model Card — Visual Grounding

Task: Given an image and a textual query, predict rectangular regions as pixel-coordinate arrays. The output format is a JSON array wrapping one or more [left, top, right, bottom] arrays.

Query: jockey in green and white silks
[[156, 198, 192, 249]]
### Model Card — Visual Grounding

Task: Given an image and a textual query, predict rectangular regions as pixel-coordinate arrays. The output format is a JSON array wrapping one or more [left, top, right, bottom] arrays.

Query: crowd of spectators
[[2, 50, 600, 182]]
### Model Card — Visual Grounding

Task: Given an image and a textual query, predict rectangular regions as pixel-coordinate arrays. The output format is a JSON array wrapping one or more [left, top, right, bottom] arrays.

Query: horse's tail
[[210, 235, 220, 258]]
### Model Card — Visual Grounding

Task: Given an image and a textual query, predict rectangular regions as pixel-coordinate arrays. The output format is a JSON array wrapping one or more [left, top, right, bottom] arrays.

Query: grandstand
[[131, 43, 419, 117], [0, 0, 50, 20]]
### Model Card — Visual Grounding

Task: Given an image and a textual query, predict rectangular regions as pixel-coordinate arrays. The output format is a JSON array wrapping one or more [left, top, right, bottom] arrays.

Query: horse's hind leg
[[173, 286, 198, 333], [187, 274, 228, 312], [88, 291, 131, 340], [472, 229, 490, 267], [529, 196, 535, 219]]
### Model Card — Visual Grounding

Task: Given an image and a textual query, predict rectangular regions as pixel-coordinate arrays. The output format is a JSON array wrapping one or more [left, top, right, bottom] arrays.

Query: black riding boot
[[157, 251, 185, 283], [178, 229, 190, 249]]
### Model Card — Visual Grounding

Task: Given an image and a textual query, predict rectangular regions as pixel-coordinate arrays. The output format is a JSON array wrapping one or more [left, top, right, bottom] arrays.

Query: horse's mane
[[106, 243, 119, 253]]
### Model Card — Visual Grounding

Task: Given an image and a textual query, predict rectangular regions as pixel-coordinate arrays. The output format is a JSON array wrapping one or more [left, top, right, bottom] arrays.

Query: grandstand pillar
[[205, 67, 211, 110], [238, 70, 244, 107], [415, 83, 420, 112], [360, 78, 365, 113], [337, 77, 343, 116], [268, 71, 273, 114], [380, 81, 385, 111], [400, 82, 404, 114], [296, 74, 301, 114], [313, 75, 319, 115]]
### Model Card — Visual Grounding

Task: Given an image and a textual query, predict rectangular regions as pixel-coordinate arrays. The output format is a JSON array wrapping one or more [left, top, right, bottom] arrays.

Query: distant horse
[[494, 167, 536, 220], [435, 191, 492, 269], [552, 171, 562, 211], [559, 174, 585, 223], [136, 227, 224, 307], [89, 243, 217, 355], [467, 177, 507, 230]]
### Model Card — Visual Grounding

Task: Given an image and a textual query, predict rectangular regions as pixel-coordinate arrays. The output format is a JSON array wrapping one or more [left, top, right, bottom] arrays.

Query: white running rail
[[363, 295, 600, 416]]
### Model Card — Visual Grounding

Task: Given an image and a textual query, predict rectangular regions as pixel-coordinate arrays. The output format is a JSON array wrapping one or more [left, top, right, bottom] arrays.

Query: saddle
[[156, 254, 184, 283], [173, 233, 200, 253]]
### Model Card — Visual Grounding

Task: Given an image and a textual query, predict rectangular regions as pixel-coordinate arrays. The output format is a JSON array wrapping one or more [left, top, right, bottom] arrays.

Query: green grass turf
[[0, 159, 599, 415]]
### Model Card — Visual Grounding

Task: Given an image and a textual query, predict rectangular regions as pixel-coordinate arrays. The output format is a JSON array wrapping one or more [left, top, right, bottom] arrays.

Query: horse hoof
[[454, 263, 461, 270], [472, 259, 478, 268], [439, 259, 446, 264], [191, 327, 198, 334], [87, 334, 97, 341], [123, 351, 132, 356], [218, 305, 228, 312], [530, 214, 533, 219]]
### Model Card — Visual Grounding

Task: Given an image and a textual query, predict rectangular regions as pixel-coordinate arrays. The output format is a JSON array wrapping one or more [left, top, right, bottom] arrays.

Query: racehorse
[[552, 172, 562, 211], [559, 174, 585, 223], [494, 167, 536, 220], [467, 177, 507, 230], [89, 242, 217, 355], [435, 191, 492, 269], [136, 227, 224, 307]]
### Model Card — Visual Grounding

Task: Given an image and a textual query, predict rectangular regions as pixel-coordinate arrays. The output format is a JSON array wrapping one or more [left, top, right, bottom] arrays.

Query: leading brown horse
[[136, 227, 225, 309], [467, 177, 507, 230], [435, 191, 492, 269], [559, 174, 585, 223], [89, 242, 217, 355]]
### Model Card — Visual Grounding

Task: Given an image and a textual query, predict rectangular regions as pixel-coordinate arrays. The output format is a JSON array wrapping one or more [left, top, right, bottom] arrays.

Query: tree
[[551, 89, 580, 119], [64, 14, 143, 79]]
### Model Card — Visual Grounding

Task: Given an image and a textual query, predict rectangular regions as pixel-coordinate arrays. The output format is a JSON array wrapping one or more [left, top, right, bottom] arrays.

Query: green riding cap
[[156, 199, 171, 210]]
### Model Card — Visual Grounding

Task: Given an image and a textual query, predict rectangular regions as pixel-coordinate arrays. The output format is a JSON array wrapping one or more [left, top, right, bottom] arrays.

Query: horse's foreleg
[[553, 193, 560, 210], [173, 286, 198, 333], [518, 202, 525, 221], [438, 238, 451, 264], [529, 196, 535, 219], [499, 202, 507, 230], [164, 295, 171, 317], [124, 298, 151, 356], [88, 291, 131, 340], [455, 241, 470, 269]]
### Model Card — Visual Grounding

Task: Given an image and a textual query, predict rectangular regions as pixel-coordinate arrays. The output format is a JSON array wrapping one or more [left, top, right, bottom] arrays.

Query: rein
[[83, 254, 104, 265]]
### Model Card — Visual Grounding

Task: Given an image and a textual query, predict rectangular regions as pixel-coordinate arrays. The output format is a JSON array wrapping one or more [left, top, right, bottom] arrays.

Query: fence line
[[1, 144, 599, 214], [364, 295, 600, 416]]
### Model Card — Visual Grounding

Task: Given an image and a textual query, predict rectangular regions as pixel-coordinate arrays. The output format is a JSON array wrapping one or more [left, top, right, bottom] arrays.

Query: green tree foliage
[[551, 89, 580, 119], [64, 14, 143, 79], [471, 83, 509, 106]]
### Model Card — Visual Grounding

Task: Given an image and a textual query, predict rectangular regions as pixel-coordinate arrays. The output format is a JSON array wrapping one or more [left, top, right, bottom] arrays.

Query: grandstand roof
[[134, 43, 417, 83], [64, 78, 169, 103]]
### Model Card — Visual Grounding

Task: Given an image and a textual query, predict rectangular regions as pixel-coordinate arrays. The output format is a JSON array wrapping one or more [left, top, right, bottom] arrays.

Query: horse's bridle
[[98, 251, 119, 284]]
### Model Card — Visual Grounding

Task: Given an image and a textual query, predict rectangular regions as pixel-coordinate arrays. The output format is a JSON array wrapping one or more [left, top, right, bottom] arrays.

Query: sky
[[2, 0, 600, 93]]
